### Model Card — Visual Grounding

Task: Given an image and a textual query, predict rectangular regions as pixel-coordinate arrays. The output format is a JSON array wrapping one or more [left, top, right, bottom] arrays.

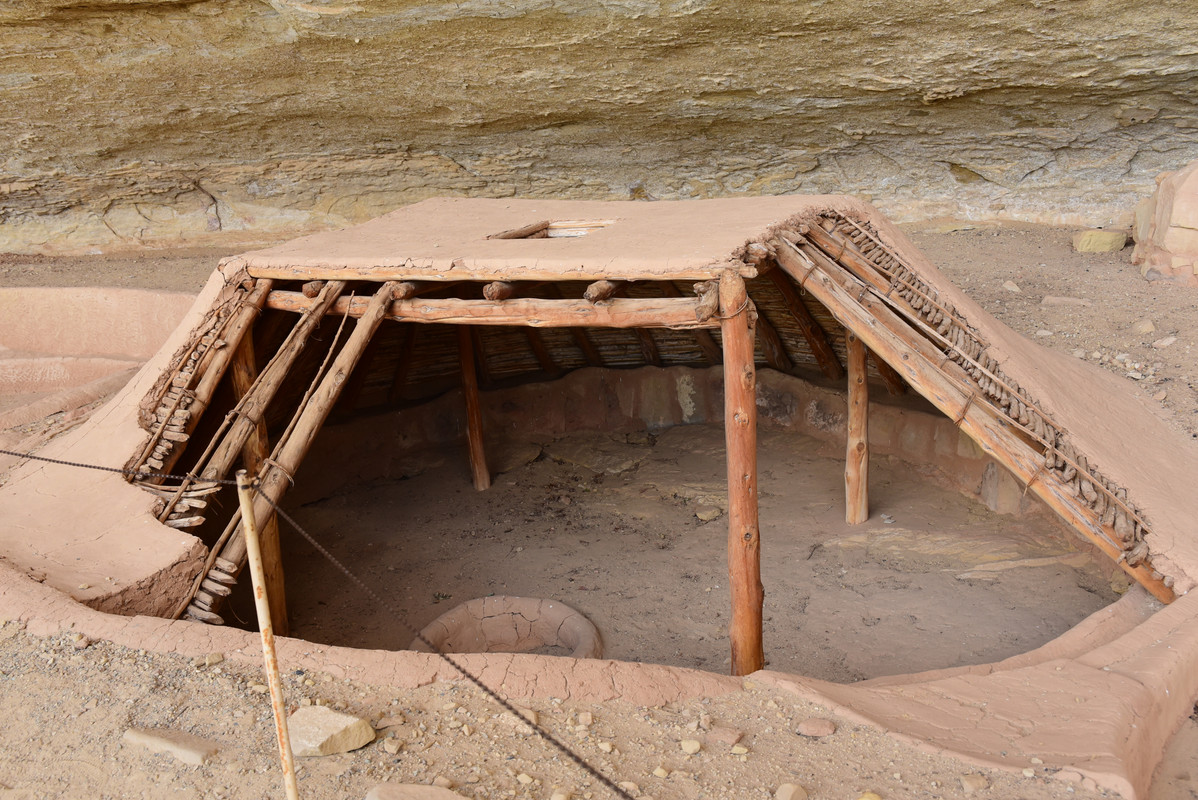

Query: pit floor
[[267, 423, 1119, 682]]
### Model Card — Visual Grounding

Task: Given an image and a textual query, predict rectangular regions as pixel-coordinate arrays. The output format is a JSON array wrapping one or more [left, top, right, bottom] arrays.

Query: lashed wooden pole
[[845, 332, 869, 524], [236, 470, 300, 800], [720, 271, 764, 676]]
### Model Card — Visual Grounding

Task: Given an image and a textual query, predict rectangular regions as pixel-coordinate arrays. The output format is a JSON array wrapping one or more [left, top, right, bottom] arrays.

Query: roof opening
[[488, 219, 617, 240]]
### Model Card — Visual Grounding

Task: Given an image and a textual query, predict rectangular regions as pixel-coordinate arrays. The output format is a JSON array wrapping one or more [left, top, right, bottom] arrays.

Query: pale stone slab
[[365, 784, 468, 800], [122, 727, 219, 766], [1073, 229, 1128, 252], [288, 706, 375, 757]]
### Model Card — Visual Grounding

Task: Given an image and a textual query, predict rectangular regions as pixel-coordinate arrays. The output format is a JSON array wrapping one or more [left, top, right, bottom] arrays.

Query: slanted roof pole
[[719, 271, 765, 676]]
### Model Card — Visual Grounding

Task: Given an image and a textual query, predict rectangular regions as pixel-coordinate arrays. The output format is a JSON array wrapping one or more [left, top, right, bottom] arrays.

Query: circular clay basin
[[410, 596, 603, 659]]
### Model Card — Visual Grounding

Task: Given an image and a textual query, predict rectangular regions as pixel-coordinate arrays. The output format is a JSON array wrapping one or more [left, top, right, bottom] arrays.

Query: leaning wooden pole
[[458, 325, 491, 491], [229, 281, 399, 631], [236, 471, 301, 800], [845, 332, 869, 524], [719, 271, 764, 676]]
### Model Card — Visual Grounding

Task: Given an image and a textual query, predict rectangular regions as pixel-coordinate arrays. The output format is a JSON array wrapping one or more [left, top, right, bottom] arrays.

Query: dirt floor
[[1, 224, 1197, 800]]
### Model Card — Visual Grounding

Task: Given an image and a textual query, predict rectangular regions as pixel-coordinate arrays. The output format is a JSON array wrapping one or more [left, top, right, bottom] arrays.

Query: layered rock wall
[[2, 0, 1196, 252]]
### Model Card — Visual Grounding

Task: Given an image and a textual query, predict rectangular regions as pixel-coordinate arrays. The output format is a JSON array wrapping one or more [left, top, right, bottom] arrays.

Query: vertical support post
[[235, 470, 301, 800], [719, 271, 764, 676], [845, 332, 870, 524], [458, 325, 491, 491]]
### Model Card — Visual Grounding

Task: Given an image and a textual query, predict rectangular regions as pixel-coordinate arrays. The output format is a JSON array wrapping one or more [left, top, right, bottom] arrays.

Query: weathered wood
[[583, 280, 621, 304], [230, 331, 271, 475], [471, 328, 494, 388], [264, 291, 719, 330], [872, 350, 908, 395], [767, 267, 844, 380], [191, 281, 347, 487], [223, 281, 401, 630], [459, 326, 491, 491], [301, 281, 323, 298], [524, 328, 561, 376], [694, 280, 720, 322], [774, 240, 1174, 603], [720, 271, 764, 676], [656, 281, 722, 363], [486, 219, 551, 239], [845, 332, 869, 524], [753, 306, 794, 373], [483, 281, 515, 301], [634, 328, 663, 367], [248, 262, 757, 283]]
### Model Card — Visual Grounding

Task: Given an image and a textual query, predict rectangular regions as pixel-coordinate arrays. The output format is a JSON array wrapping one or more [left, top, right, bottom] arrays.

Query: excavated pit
[[213, 365, 1125, 682]]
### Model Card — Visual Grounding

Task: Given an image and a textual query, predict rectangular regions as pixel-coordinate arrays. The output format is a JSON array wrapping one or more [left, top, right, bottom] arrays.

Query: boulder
[[1133, 160, 1198, 283]]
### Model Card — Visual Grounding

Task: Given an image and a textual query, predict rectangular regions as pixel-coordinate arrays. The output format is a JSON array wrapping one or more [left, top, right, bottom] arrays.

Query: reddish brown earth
[[0, 223, 1196, 800]]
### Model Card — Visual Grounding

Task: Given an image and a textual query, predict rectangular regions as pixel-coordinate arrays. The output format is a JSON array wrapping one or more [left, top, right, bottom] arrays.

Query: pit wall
[[299, 365, 1028, 518]]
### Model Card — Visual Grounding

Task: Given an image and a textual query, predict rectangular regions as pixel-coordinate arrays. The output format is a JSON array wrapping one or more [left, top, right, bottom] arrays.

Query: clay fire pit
[[410, 596, 603, 659]]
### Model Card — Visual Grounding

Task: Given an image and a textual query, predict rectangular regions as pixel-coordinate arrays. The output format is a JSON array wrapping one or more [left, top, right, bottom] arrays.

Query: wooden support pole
[[773, 241, 1174, 603], [264, 291, 718, 330], [767, 267, 844, 380], [845, 332, 869, 525], [235, 471, 301, 800], [225, 281, 400, 631], [459, 325, 491, 491], [720, 271, 764, 676]]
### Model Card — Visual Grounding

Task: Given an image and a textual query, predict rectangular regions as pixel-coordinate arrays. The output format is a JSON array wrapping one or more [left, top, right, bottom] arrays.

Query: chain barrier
[[0, 446, 635, 800]]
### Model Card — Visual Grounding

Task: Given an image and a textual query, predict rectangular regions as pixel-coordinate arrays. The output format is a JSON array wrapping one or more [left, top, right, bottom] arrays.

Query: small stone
[[1041, 296, 1092, 307], [441, 702, 459, 712], [577, 711, 594, 727], [288, 706, 375, 757], [1152, 336, 1178, 349], [122, 727, 220, 766], [249, 683, 269, 694], [432, 776, 454, 789], [1154, 390, 1168, 401], [204, 652, 224, 667], [617, 783, 639, 794], [694, 505, 722, 522], [1022, 768, 1036, 777], [73, 636, 91, 650], [375, 715, 406, 729], [774, 783, 808, 800], [680, 739, 702, 754], [598, 741, 613, 753], [461, 725, 472, 736], [1035, 329, 1054, 337], [796, 717, 837, 737], [551, 793, 572, 800], [857, 793, 883, 800], [300, 698, 312, 706], [383, 738, 401, 755], [1072, 229, 1128, 252], [1029, 757, 1043, 765], [960, 774, 989, 794], [653, 766, 669, 778], [730, 745, 749, 755], [78, 584, 90, 590], [1133, 318, 1157, 335], [1002, 280, 1022, 293]]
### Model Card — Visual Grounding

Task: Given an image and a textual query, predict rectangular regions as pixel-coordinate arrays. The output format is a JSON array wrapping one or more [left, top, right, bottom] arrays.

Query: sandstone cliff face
[[1, 0, 1196, 252]]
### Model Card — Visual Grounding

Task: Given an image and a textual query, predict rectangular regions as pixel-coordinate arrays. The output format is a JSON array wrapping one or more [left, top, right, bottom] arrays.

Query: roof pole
[[720, 271, 764, 676]]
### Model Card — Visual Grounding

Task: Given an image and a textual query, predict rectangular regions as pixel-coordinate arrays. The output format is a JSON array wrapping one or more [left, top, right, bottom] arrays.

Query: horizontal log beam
[[244, 263, 756, 283], [264, 291, 720, 330]]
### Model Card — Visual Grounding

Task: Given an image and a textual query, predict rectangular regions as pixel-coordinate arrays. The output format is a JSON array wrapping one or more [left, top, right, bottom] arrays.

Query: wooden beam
[[767, 267, 844, 380], [525, 328, 561, 376], [224, 281, 402, 631], [459, 326, 491, 490], [264, 291, 718, 330], [483, 281, 515, 301], [753, 305, 794, 373], [583, 280, 621, 304], [656, 281, 722, 364], [471, 328, 494, 388], [872, 350, 908, 395], [845, 332, 869, 525], [773, 240, 1174, 603], [720, 271, 764, 676], [246, 263, 757, 283], [487, 220, 550, 239]]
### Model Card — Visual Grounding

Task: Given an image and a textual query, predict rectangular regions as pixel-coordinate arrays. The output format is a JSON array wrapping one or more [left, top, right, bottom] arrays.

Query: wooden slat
[[264, 291, 719, 330], [753, 306, 794, 373], [720, 271, 764, 676], [657, 281, 722, 364], [872, 350, 908, 395], [766, 267, 844, 380]]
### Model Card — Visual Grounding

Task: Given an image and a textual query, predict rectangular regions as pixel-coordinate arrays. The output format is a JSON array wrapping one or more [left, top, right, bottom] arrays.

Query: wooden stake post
[[845, 332, 869, 524], [458, 326, 491, 491], [719, 271, 764, 676], [235, 470, 300, 800]]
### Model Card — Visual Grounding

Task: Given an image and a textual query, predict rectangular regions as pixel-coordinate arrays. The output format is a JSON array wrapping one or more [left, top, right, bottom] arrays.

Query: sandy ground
[[1, 224, 1197, 800]]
